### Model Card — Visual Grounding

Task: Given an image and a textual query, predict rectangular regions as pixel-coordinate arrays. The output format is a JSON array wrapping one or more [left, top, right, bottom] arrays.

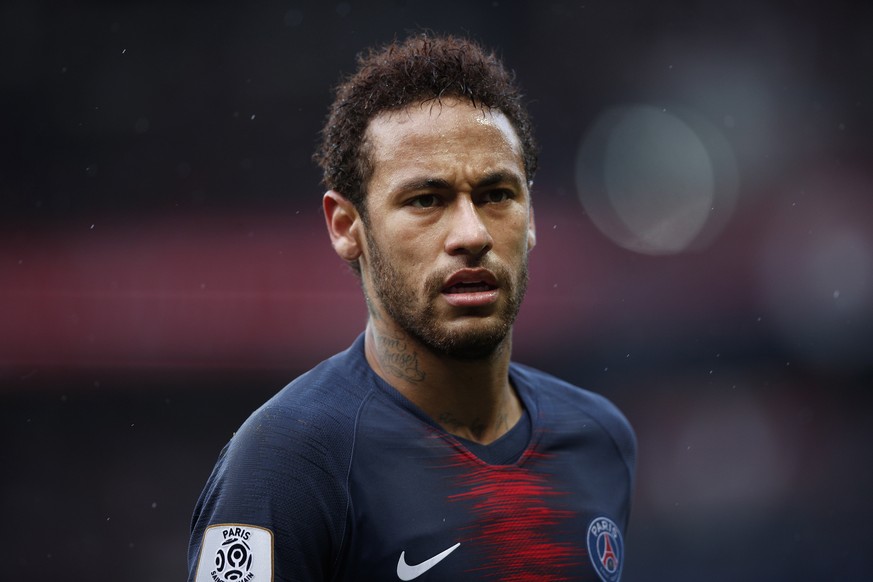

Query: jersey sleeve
[[586, 390, 637, 509], [187, 397, 353, 582]]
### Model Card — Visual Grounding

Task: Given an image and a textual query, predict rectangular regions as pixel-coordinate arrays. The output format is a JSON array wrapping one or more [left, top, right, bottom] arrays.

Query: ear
[[323, 190, 363, 262], [527, 204, 537, 251]]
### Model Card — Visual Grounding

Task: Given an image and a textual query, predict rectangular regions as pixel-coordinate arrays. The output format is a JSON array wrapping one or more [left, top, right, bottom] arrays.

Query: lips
[[444, 281, 496, 294], [441, 269, 498, 293], [440, 269, 500, 307]]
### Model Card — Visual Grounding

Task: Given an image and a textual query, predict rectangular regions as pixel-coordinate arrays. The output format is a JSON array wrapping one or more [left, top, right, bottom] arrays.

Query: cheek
[[395, 232, 440, 262], [497, 216, 534, 252], [370, 236, 428, 277]]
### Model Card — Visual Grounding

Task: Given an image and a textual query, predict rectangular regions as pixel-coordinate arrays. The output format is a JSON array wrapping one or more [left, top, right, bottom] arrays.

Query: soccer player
[[188, 34, 636, 582]]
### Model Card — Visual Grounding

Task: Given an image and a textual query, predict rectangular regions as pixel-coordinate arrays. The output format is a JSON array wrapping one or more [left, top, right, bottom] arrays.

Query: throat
[[435, 397, 523, 445], [453, 408, 531, 464]]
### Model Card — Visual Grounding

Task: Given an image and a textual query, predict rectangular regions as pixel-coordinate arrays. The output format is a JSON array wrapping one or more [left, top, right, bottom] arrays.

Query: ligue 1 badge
[[587, 516, 624, 582], [195, 524, 273, 582]]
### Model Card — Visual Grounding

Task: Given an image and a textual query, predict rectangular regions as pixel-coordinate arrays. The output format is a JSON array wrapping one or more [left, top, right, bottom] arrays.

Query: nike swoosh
[[396, 542, 461, 580]]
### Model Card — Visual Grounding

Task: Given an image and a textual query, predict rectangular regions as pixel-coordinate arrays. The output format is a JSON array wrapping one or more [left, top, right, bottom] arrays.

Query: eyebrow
[[394, 171, 524, 194], [396, 177, 453, 192], [476, 171, 524, 190]]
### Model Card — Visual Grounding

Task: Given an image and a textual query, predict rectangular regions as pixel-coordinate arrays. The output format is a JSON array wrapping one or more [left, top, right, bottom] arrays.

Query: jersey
[[188, 334, 636, 582]]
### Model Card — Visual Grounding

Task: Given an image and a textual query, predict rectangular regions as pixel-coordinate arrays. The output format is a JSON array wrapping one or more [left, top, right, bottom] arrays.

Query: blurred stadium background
[[2, 1, 871, 580]]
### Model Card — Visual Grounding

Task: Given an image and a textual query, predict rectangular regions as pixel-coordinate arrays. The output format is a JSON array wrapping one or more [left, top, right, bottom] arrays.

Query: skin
[[323, 98, 536, 445]]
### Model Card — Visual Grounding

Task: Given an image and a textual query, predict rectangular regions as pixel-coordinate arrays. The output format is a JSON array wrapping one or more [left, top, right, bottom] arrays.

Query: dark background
[[2, 1, 872, 580]]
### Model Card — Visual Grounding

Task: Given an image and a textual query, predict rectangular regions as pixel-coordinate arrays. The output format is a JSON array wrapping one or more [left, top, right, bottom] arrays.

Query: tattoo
[[377, 334, 425, 383], [438, 412, 488, 441], [439, 411, 513, 441]]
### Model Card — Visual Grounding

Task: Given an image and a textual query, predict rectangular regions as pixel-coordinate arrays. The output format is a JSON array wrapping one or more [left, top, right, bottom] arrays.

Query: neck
[[364, 321, 522, 445]]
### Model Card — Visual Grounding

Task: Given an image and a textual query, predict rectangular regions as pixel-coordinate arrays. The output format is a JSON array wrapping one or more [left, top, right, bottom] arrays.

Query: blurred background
[[2, 0, 871, 580]]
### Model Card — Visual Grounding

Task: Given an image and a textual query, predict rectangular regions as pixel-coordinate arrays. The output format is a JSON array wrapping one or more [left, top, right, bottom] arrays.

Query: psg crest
[[587, 516, 624, 582]]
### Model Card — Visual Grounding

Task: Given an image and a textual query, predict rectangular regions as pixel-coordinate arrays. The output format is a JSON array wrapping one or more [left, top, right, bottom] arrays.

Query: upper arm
[[188, 407, 351, 582]]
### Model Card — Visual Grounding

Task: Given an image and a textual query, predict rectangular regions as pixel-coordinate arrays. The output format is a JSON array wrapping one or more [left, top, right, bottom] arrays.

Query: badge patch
[[587, 516, 623, 582], [195, 524, 273, 582]]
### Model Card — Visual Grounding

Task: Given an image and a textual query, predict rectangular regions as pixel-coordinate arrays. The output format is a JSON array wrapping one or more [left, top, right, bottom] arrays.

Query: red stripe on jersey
[[447, 449, 582, 580]]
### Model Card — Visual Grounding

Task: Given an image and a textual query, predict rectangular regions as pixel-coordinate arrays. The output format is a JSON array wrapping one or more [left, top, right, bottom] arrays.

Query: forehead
[[364, 98, 525, 183]]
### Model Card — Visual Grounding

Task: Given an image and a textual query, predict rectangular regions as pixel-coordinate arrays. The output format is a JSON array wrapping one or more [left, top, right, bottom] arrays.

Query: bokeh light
[[757, 169, 873, 372], [575, 104, 738, 255]]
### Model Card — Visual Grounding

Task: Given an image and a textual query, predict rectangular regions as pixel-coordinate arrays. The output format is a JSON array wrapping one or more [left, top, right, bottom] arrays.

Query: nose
[[444, 197, 493, 257]]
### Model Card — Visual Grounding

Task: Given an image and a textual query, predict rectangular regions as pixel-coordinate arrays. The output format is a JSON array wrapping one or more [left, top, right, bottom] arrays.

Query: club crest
[[587, 516, 624, 582]]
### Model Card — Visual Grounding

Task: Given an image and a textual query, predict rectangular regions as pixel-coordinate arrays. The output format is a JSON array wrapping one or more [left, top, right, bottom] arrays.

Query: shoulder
[[510, 361, 629, 424], [510, 362, 637, 468], [189, 338, 375, 579], [228, 340, 374, 467], [199, 337, 377, 512]]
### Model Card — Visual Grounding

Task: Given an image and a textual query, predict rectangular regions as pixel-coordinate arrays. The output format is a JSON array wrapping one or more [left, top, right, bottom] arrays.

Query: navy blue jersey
[[189, 335, 636, 582]]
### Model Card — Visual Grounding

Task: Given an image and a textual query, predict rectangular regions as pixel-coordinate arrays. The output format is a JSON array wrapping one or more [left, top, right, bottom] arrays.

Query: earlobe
[[323, 190, 363, 262], [527, 205, 537, 251]]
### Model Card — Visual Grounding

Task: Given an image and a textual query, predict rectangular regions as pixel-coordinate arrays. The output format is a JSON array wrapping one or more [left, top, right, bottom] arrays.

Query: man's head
[[320, 35, 537, 360], [314, 34, 538, 217]]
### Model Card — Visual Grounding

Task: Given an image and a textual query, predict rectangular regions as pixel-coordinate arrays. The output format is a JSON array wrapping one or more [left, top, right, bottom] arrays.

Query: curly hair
[[314, 34, 538, 214]]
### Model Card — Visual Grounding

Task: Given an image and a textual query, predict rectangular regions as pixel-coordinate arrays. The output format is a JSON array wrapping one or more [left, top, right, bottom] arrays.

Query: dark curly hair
[[314, 34, 538, 215]]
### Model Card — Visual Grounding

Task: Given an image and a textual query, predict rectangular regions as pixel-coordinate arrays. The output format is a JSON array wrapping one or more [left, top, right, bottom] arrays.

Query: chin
[[421, 320, 513, 361]]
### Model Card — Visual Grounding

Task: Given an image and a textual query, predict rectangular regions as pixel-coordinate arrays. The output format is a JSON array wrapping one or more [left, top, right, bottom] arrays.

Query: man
[[188, 34, 636, 582]]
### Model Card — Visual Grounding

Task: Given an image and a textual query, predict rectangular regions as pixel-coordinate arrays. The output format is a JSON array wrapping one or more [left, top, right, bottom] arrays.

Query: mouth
[[443, 281, 497, 294], [440, 270, 500, 307]]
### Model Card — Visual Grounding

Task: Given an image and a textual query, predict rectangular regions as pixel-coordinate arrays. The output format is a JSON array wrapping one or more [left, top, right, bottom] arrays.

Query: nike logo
[[396, 542, 461, 580]]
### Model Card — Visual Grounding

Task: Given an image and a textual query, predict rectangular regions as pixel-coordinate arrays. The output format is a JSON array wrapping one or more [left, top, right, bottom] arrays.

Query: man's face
[[359, 98, 536, 359]]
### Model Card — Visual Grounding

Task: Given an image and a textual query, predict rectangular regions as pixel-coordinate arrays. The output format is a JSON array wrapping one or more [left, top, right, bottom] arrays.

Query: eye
[[409, 194, 439, 208], [483, 189, 512, 204]]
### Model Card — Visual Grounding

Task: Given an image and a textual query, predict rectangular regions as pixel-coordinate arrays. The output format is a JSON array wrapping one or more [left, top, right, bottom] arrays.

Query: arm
[[187, 403, 350, 582]]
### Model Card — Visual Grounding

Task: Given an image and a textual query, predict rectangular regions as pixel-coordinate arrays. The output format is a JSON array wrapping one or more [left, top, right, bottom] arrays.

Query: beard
[[364, 227, 529, 361]]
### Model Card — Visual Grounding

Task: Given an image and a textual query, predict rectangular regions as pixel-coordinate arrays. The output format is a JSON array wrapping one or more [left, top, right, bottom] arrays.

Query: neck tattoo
[[377, 333, 426, 384]]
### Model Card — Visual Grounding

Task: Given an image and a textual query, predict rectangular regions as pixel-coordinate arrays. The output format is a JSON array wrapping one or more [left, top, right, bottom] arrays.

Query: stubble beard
[[365, 228, 529, 361]]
